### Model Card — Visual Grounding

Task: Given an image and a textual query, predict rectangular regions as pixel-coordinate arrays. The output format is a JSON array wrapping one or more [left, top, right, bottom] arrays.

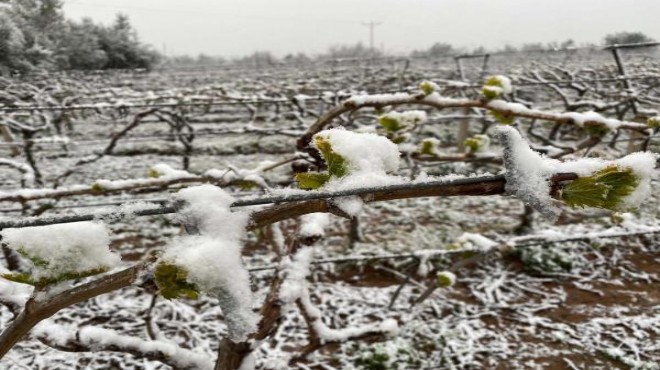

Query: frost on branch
[[156, 185, 258, 342], [496, 126, 656, 220], [1, 222, 119, 287]]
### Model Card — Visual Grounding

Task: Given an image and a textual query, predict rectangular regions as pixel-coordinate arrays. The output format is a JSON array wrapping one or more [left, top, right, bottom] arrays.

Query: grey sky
[[63, 0, 660, 57]]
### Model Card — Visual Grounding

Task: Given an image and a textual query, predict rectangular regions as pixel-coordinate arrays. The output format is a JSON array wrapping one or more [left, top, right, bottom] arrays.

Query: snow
[[1, 222, 119, 280], [561, 111, 622, 130], [278, 247, 315, 307], [149, 163, 192, 179], [162, 185, 258, 341], [315, 128, 400, 175], [378, 110, 427, 128], [0, 158, 35, 186], [0, 274, 32, 308], [299, 289, 399, 343], [332, 196, 364, 217], [277, 245, 399, 342], [456, 233, 499, 251], [206, 163, 269, 189], [238, 352, 256, 370], [495, 126, 657, 219], [314, 129, 404, 190], [299, 213, 330, 239], [610, 152, 657, 209], [304, 128, 406, 216], [32, 322, 214, 370], [345, 92, 411, 106]]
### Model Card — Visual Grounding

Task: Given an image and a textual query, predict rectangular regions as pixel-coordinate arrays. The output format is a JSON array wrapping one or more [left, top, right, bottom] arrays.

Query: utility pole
[[362, 21, 382, 61]]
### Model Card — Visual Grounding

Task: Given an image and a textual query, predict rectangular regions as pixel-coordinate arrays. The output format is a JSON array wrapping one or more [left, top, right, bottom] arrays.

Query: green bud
[[436, 271, 456, 288], [419, 80, 438, 95], [147, 168, 162, 178], [481, 86, 502, 100], [464, 134, 490, 154], [2, 267, 108, 289], [482, 75, 512, 100], [91, 183, 104, 193], [419, 138, 440, 156], [648, 116, 660, 128], [378, 115, 403, 133]]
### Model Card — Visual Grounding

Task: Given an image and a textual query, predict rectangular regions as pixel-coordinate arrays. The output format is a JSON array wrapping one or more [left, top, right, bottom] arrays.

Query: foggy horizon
[[63, 0, 660, 58]]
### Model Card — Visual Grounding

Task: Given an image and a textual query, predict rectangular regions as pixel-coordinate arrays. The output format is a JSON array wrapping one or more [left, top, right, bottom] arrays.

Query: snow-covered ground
[[1, 60, 659, 369]]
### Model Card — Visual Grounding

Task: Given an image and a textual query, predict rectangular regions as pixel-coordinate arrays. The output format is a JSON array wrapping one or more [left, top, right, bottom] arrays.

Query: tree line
[[0, 0, 159, 75]]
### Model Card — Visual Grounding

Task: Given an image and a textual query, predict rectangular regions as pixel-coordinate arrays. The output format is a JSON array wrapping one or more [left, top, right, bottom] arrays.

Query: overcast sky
[[63, 0, 660, 57]]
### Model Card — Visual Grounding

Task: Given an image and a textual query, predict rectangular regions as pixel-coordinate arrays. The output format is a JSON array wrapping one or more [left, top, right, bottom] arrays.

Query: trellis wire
[[246, 227, 660, 272], [0, 174, 505, 229]]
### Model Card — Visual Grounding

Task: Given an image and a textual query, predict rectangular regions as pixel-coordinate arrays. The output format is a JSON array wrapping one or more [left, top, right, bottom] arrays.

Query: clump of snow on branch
[[333, 196, 365, 217], [455, 232, 499, 252], [309, 128, 404, 216], [278, 247, 315, 308], [315, 128, 400, 177], [149, 163, 192, 179], [161, 185, 258, 341], [1, 222, 119, 280], [299, 213, 330, 240], [496, 126, 656, 219], [560, 111, 623, 130]]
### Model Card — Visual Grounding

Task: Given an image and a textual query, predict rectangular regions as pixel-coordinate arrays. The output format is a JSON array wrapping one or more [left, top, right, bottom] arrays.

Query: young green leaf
[[489, 110, 515, 125], [419, 138, 440, 156], [314, 136, 348, 178], [154, 262, 200, 300], [295, 172, 330, 190], [561, 165, 639, 211], [378, 115, 403, 133]]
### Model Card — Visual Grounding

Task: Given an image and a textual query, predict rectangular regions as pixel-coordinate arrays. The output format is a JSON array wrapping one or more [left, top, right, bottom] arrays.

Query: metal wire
[[0, 174, 504, 229]]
